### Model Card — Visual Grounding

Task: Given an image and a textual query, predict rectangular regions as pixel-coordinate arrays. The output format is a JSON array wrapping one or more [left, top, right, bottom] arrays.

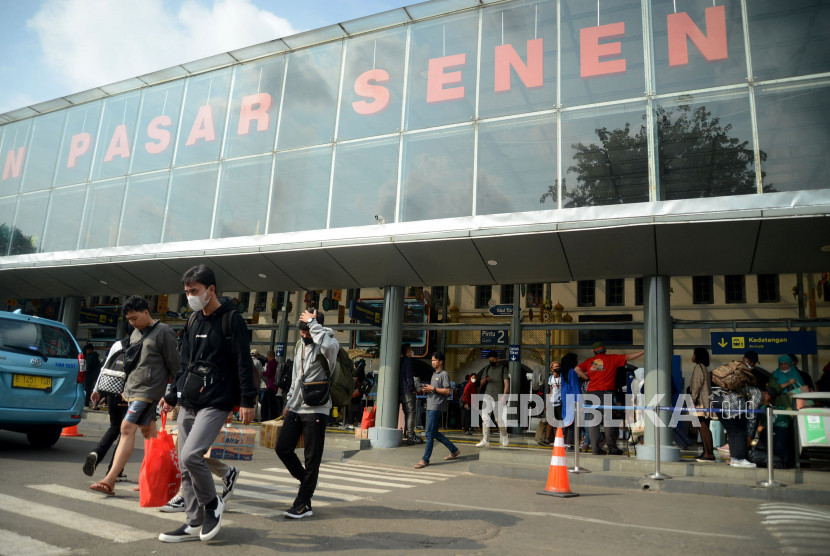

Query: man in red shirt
[[577, 342, 643, 455]]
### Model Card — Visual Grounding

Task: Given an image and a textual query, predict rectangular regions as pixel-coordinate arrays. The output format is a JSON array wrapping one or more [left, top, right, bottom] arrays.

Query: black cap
[[486, 350, 499, 359], [744, 350, 759, 364]]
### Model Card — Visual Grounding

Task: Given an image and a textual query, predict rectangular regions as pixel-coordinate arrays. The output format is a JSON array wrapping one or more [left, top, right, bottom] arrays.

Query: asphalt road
[[1, 428, 828, 555]]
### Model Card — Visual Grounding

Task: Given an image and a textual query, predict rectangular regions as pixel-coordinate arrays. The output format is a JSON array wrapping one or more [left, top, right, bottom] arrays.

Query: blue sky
[[0, 0, 416, 115]]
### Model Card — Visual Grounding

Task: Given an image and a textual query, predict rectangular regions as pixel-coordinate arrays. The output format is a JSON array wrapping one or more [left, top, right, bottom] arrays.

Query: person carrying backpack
[[275, 309, 339, 519], [158, 265, 257, 542]]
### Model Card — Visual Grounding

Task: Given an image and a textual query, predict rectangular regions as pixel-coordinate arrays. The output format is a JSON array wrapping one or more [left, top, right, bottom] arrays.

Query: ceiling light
[[822, 245, 830, 253], [99, 280, 108, 285], [258, 273, 267, 278], [487, 260, 498, 266]]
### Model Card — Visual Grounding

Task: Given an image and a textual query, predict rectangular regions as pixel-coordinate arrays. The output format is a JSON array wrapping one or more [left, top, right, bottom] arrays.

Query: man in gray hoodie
[[89, 295, 179, 496], [276, 308, 339, 519]]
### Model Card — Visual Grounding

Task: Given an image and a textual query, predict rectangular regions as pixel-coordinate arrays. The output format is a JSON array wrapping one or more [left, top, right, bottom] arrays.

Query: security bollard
[[569, 398, 589, 474], [646, 406, 670, 480], [757, 405, 784, 488]]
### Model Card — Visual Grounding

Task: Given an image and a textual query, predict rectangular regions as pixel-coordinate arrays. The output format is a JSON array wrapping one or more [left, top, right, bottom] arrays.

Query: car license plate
[[12, 374, 52, 390]]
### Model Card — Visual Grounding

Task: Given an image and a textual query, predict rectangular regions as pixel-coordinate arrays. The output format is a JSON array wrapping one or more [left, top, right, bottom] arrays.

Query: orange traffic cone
[[537, 427, 578, 498], [61, 425, 83, 437]]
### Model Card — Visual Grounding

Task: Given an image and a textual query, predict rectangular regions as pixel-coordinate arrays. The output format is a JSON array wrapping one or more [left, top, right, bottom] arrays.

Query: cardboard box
[[259, 419, 282, 449], [206, 424, 256, 461], [259, 418, 303, 449], [355, 427, 369, 439]]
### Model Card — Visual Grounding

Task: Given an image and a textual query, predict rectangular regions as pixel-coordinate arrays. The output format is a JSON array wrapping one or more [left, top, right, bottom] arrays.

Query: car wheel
[[26, 426, 63, 448]]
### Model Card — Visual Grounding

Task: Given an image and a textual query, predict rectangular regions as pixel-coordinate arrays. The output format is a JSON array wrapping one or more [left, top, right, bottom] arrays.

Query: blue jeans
[[422, 409, 458, 463]]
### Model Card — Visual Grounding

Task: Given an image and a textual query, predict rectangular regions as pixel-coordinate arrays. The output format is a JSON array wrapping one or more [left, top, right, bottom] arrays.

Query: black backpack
[[276, 359, 293, 392]]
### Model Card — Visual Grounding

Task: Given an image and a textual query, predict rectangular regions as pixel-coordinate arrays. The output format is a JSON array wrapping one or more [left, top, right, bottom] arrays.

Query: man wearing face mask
[[275, 308, 339, 519], [159, 265, 256, 543]]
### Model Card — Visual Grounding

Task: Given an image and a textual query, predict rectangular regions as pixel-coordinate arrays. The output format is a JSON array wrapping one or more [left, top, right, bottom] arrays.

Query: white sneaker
[[730, 458, 757, 468], [500, 434, 509, 447], [475, 439, 490, 448]]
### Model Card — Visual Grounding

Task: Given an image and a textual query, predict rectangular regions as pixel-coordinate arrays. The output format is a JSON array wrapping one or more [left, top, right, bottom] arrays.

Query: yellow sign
[[157, 294, 169, 314], [731, 336, 745, 349]]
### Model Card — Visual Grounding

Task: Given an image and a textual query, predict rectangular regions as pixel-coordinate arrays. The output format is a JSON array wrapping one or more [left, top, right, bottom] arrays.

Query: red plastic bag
[[361, 406, 376, 429], [139, 412, 181, 507]]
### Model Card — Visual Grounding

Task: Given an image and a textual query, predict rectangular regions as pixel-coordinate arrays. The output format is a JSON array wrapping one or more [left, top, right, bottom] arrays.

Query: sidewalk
[[79, 408, 830, 505]]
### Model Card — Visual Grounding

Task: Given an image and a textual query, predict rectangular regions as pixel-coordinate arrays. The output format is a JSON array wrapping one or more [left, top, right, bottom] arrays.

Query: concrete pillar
[[509, 284, 522, 434], [370, 285, 404, 448], [61, 296, 81, 338], [637, 276, 679, 462], [276, 291, 290, 363]]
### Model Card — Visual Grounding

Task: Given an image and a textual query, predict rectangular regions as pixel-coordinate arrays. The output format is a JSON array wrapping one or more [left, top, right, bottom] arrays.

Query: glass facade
[[1, 0, 828, 257]]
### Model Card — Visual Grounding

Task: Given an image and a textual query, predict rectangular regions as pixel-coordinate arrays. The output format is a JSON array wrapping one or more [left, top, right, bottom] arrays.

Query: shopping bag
[[139, 412, 181, 507], [361, 406, 376, 429]]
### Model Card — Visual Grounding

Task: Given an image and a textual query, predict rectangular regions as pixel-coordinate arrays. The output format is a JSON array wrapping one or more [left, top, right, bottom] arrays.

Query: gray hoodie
[[122, 321, 179, 403], [285, 319, 339, 415]]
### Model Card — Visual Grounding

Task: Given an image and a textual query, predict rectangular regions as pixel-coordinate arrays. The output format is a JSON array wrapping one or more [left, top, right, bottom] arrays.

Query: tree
[[555, 104, 772, 208], [0, 223, 38, 256]]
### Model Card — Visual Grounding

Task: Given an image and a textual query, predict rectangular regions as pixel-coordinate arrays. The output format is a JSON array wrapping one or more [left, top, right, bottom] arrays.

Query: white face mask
[[187, 288, 211, 311]]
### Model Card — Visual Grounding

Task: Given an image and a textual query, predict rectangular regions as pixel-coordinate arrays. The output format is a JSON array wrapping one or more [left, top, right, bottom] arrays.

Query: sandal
[[414, 460, 429, 469], [444, 450, 461, 461], [89, 481, 115, 496]]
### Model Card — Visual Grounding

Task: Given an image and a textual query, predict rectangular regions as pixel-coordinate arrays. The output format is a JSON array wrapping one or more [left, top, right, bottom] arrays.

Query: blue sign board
[[275, 342, 285, 358], [508, 345, 521, 362], [488, 304, 514, 316], [711, 331, 817, 355], [350, 300, 383, 326], [481, 329, 508, 345]]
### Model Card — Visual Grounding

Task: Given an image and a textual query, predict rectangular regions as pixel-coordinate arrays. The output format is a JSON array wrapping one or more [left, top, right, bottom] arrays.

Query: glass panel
[[0, 196, 17, 255], [55, 102, 103, 187], [0, 119, 32, 196], [10, 192, 49, 255], [406, 12, 478, 130], [747, 0, 830, 81], [400, 126, 474, 221], [479, 0, 556, 118], [657, 92, 755, 200], [338, 28, 407, 141], [131, 81, 185, 174], [756, 83, 830, 193], [92, 91, 141, 181], [41, 186, 85, 252], [651, 0, 746, 94], [175, 69, 231, 167], [21, 112, 65, 192], [163, 165, 218, 242], [224, 57, 284, 158], [561, 0, 645, 106], [278, 43, 342, 150], [477, 114, 557, 214], [330, 138, 398, 228], [214, 155, 272, 238], [119, 172, 170, 246], [79, 179, 125, 249], [561, 102, 649, 208], [269, 147, 331, 233]]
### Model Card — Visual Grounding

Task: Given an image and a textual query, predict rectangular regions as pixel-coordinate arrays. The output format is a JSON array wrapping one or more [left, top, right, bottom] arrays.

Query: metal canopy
[[2, 212, 828, 298]]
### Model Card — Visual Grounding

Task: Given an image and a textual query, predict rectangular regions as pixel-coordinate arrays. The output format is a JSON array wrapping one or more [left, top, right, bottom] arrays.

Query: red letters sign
[[1, 8, 729, 181]]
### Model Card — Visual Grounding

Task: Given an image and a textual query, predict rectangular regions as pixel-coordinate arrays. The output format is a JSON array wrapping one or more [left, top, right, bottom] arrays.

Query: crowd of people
[[83, 264, 331, 543]]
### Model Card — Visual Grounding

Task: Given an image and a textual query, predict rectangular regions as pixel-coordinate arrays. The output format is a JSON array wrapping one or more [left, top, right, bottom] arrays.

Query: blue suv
[[0, 310, 86, 447]]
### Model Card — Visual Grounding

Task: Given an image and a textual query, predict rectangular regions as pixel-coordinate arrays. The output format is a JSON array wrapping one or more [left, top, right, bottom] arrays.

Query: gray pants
[[177, 406, 228, 527]]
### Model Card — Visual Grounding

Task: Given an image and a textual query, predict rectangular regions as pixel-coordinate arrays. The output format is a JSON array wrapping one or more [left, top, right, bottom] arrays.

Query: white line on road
[[262, 467, 410, 489], [0, 493, 155, 543], [318, 464, 437, 483], [27, 484, 189, 523], [329, 461, 455, 478], [233, 487, 329, 506], [242, 471, 386, 495], [0, 529, 69, 556], [422, 500, 754, 540]]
